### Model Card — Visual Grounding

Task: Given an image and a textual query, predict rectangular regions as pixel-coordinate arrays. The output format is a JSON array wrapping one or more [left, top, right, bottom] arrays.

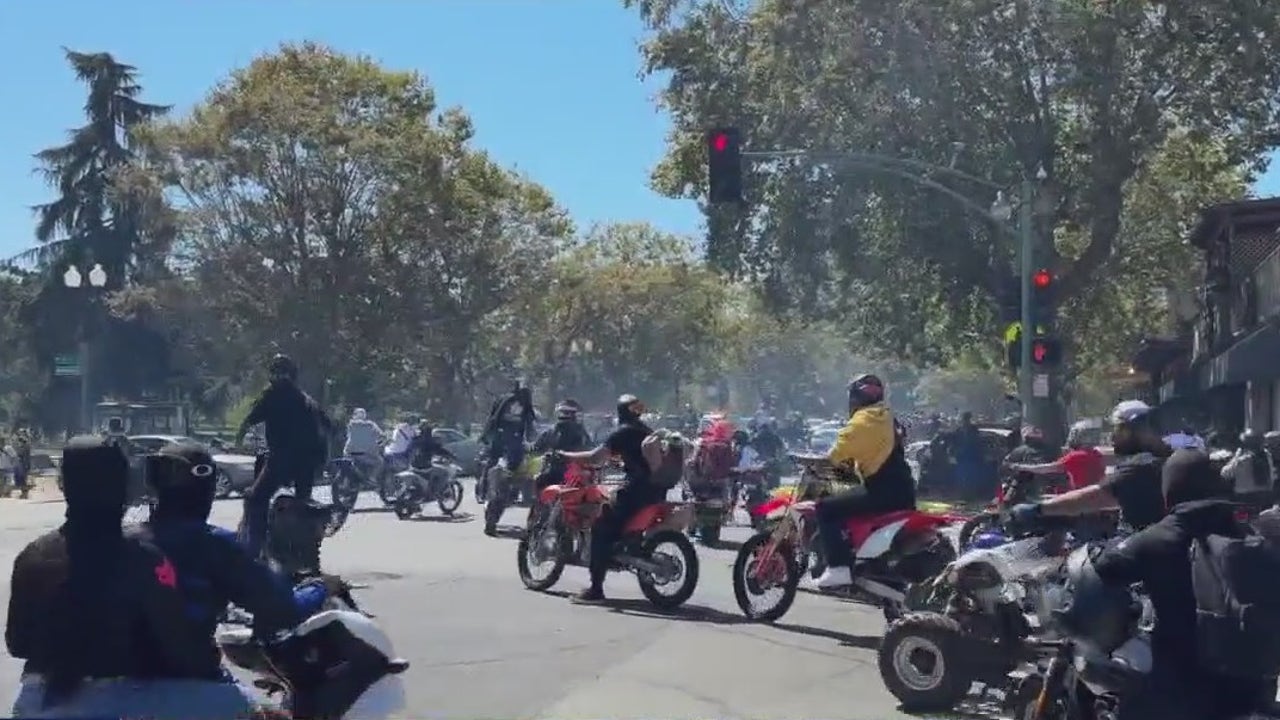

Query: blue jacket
[[136, 520, 327, 679]]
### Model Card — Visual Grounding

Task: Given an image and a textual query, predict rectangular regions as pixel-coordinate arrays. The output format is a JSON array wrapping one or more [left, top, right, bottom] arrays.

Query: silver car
[[432, 428, 484, 477]]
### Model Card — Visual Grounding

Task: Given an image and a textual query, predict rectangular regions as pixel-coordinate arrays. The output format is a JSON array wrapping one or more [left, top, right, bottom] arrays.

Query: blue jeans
[[12, 677, 259, 719]]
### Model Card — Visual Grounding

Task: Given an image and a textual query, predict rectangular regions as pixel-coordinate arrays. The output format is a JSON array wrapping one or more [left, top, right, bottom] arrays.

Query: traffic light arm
[[740, 149, 1002, 191]]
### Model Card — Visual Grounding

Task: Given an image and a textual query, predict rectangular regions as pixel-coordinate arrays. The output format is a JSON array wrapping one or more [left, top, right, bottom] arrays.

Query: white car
[[128, 434, 259, 498]]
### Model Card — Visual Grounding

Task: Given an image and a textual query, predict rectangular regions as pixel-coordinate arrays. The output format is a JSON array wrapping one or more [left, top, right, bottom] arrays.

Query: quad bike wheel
[[878, 612, 975, 713]]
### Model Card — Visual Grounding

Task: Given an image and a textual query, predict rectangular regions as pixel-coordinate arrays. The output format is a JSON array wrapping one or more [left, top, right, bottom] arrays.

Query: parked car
[[128, 434, 258, 499], [432, 428, 483, 477]]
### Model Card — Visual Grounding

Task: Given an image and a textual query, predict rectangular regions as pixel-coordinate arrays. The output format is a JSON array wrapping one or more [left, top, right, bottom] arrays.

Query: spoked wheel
[[517, 523, 569, 591], [732, 531, 800, 622], [326, 503, 352, 536], [437, 479, 463, 515], [326, 479, 358, 536], [636, 529, 699, 610]]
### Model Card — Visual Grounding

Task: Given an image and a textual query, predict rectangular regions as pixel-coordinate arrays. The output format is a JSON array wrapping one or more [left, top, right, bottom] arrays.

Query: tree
[[14, 50, 173, 429], [146, 43, 571, 421], [627, 0, 1280, 365]]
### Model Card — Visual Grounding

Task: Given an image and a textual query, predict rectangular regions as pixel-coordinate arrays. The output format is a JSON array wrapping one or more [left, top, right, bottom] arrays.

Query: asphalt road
[[0, 482, 1004, 720]]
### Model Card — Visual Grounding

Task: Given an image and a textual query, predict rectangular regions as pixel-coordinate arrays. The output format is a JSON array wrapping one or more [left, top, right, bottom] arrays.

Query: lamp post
[[63, 262, 108, 433]]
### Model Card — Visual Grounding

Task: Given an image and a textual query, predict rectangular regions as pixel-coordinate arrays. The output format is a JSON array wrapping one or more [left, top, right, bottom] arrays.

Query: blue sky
[[0, 0, 702, 258], [3, 1, 1280, 261]]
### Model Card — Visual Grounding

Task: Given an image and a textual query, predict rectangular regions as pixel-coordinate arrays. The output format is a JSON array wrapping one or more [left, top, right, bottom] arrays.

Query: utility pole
[[1018, 176, 1035, 429]]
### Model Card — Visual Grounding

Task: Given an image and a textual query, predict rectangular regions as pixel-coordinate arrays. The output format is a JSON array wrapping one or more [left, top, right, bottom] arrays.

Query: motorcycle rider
[[526, 401, 595, 528], [8, 436, 231, 718], [813, 374, 917, 589], [137, 440, 337, 683], [557, 394, 665, 604], [1011, 399, 1171, 532], [236, 353, 332, 559], [1008, 420, 1106, 496], [480, 382, 537, 499], [344, 408, 385, 496], [1086, 449, 1266, 720]]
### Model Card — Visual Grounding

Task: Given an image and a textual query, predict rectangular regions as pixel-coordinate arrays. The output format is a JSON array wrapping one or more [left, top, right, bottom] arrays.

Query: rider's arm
[[1009, 459, 1066, 475], [827, 406, 894, 475], [237, 390, 271, 441], [560, 445, 611, 465], [1039, 482, 1118, 516]]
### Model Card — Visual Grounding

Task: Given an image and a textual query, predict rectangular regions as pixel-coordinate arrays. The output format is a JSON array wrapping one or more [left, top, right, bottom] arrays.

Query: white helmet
[[351, 408, 368, 422], [1109, 400, 1153, 426]]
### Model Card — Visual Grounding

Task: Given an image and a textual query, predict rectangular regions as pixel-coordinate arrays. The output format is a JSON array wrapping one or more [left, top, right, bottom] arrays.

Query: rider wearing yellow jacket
[[815, 374, 917, 589]]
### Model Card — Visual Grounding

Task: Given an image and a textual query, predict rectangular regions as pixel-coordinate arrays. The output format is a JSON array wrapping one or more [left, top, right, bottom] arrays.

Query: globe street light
[[63, 262, 108, 433]]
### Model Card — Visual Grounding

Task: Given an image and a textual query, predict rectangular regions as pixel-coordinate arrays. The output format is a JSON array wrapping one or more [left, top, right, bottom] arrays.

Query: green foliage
[[627, 0, 1280, 364]]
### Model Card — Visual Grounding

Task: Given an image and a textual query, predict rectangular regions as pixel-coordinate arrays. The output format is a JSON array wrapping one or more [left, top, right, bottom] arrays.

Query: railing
[[1255, 244, 1280, 320]]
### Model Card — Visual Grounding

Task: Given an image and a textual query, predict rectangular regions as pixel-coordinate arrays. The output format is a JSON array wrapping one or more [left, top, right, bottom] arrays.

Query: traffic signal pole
[[1018, 177, 1035, 429]]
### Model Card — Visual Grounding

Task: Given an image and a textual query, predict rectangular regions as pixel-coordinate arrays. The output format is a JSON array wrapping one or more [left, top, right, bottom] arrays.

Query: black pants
[[242, 452, 319, 558], [588, 483, 666, 589], [815, 485, 914, 567], [1117, 668, 1263, 720]]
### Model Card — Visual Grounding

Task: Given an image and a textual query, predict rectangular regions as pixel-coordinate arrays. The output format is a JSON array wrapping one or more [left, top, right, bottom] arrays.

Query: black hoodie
[[6, 437, 209, 699]]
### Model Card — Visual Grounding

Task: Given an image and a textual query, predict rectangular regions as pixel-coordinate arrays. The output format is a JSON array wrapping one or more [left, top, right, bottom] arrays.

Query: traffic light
[[1031, 267, 1056, 324], [707, 128, 743, 203], [1030, 337, 1063, 366]]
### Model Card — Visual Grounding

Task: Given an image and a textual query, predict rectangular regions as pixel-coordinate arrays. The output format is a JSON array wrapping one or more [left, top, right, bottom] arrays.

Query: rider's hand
[[1008, 502, 1043, 526]]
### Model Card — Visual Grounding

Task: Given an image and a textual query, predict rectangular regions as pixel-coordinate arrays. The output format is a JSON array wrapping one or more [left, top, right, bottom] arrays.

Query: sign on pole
[[1002, 322, 1050, 344], [54, 353, 81, 377], [1032, 373, 1050, 398]]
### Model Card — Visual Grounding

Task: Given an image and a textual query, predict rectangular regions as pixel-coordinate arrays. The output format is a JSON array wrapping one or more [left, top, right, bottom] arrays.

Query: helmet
[[1241, 429, 1263, 448], [148, 439, 220, 520], [847, 374, 886, 413], [732, 429, 750, 444], [351, 408, 368, 422], [616, 394, 645, 424], [1053, 543, 1139, 653], [1022, 425, 1044, 442], [555, 402, 578, 421], [1067, 420, 1099, 449], [1109, 400, 1153, 427], [268, 353, 298, 382]]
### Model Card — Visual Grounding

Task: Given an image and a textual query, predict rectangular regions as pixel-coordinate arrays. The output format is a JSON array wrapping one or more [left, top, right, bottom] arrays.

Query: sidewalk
[[1, 472, 63, 504]]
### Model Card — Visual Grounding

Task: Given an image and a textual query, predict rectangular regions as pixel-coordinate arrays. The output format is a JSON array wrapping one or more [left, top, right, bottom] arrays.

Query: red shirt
[[1060, 447, 1105, 490]]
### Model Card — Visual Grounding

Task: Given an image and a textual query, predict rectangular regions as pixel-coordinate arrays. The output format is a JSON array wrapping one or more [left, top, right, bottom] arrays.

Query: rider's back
[[828, 404, 915, 507]]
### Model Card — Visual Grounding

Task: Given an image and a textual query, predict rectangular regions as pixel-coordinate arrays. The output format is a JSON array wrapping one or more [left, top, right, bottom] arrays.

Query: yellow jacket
[[828, 403, 895, 479]]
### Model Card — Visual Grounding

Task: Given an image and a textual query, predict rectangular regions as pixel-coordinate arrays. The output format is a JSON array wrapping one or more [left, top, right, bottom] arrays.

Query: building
[[1134, 197, 1280, 435]]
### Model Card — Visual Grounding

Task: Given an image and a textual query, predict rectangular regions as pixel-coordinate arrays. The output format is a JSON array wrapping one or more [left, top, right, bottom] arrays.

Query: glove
[[1008, 502, 1043, 526]]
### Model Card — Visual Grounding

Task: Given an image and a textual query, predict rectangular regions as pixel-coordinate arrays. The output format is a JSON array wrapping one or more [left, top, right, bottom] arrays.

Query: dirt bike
[[483, 452, 541, 533], [682, 474, 735, 547], [387, 461, 464, 520], [732, 453, 964, 623], [517, 461, 699, 610]]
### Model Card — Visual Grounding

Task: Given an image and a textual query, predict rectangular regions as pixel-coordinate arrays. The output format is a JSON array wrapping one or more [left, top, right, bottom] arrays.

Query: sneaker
[[815, 565, 853, 589], [571, 587, 607, 604]]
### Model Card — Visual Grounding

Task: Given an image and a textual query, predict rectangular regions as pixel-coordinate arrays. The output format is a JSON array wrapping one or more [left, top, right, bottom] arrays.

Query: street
[[0, 481, 1003, 720]]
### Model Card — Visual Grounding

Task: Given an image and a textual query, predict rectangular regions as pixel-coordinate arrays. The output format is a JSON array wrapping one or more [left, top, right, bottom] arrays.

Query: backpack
[[694, 440, 736, 481], [1189, 529, 1280, 678], [643, 433, 686, 490]]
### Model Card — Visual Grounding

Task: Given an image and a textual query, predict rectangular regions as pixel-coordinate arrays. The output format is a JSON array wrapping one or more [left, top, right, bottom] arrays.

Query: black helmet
[[555, 401, 579, 421], [1241, 429, 1263, 448], [617, 394, 645, 424], [1053, 543, 1139, 653], [148, 439, 219, 520], [847, 374, 886, 413], [268, 353, 298, 382]]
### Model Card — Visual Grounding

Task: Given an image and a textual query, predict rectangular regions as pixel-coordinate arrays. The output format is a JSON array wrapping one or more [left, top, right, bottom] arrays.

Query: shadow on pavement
[[768, 621, 880, 650], [604, 598, 755, 626], [352, 507, 393, 514], [410, 512, 476, 523]]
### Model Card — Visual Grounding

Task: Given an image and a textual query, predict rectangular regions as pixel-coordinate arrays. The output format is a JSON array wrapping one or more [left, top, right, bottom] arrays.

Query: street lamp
[[63, 262, 108, 433]]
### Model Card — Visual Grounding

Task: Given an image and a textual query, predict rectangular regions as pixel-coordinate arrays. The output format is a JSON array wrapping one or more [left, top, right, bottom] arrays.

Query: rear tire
[[637, 530, 699, 610]]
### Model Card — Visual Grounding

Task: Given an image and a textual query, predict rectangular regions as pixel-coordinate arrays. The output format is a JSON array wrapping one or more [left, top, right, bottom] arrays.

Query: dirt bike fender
[[855, 518, 910, 560]]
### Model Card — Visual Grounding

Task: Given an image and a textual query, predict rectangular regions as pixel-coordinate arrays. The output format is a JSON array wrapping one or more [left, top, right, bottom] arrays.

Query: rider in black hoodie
[[1092, 449, 1266, 720]]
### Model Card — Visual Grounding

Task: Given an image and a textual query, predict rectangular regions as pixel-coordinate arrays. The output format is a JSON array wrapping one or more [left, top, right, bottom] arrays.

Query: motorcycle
[[682, 473, 735, 548], [878, 524, 1074, 712], [217, 580, 410, 719], [324, 455, 395, 536], [387, 461, 464, 520], [483, 453, 542, 532], [517, 461, 700, 610], [731, 453, 964, 623]]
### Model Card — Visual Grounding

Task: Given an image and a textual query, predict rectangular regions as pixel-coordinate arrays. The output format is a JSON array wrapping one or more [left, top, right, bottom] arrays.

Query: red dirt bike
[[732, 453, 965, 623], [517, 462, 700, 610]]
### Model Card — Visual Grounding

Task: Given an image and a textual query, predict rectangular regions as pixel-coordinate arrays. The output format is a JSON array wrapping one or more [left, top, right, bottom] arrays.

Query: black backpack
[[1189, 528, 1280, 678]]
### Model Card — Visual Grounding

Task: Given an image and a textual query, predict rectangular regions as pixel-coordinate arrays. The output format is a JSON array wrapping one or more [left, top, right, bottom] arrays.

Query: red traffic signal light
[[707, 127, 743, 204], [1032, 268, 1052, 290]]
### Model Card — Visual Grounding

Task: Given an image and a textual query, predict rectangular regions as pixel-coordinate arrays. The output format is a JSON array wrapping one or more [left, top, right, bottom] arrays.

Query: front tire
[[732, 531, 800, 622], [517, 524, 569, 591], [878, 613, 975, 712], [437, 479, 463, 515], [637, 529, 699, 610]]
